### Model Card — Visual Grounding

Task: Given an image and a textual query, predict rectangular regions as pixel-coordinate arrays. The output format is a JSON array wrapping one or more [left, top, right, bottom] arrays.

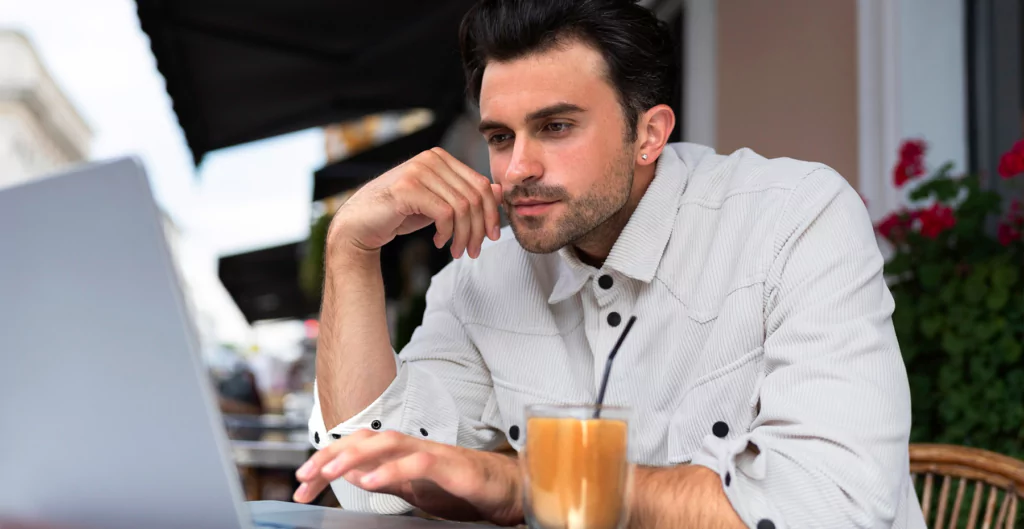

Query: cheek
[[544, 144, 607, 192], [489, 154, 510, 185]]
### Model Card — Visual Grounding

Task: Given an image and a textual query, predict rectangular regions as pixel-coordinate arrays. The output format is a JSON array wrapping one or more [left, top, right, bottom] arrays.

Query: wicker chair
[[911, 444, 1024, 529]]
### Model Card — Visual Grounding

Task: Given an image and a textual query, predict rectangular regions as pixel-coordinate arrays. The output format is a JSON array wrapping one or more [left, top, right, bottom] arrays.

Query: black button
[[757, 520, 775, 529], [607, 312, 621, 327], [420, 428, 428, 436], [712, 421, 729, 438], [598, 275, 614, 289], [725, 472, 731, 486], [331, 433, 341, 440], [371, 420, 382, 430], [509, 425, 520, 441], [314, 432, 320, 444]]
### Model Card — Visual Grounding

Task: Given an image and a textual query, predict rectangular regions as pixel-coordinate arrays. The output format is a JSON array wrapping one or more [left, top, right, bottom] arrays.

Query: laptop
[[0, 159, 461, 529]]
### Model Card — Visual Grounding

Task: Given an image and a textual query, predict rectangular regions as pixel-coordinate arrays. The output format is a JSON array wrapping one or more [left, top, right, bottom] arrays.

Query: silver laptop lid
[[0, 158, 250, 529]]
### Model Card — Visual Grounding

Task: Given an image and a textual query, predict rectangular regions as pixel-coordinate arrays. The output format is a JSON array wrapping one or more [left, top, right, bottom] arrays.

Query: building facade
[[0, 30, 91, 189]]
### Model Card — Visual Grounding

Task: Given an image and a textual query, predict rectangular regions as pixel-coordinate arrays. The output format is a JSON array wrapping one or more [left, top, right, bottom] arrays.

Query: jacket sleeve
[[690, 169, 915, 528], [307, 261, 502, 514]]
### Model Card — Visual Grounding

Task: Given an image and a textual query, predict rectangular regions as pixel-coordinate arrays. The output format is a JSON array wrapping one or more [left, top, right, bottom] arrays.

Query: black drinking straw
[[593, 315, 637, 419]]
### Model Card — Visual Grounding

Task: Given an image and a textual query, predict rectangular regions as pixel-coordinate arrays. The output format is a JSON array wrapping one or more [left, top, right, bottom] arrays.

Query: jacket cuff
[[308, 352, 405, 448], [690, 434, 787, 529], [329, 479, 414, 514]]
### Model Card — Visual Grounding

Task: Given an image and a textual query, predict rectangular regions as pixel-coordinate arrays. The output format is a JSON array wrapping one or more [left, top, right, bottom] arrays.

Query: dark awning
[[136, 0, 476, 164], [218, 234, 452, 323], [218, 242, 319, 323], [312, 111, 462, 201]]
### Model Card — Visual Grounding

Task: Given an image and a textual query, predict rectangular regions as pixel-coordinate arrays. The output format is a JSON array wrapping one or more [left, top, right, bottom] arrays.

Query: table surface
[[250, 501, 473, 528], [0, 502, 475, 529]]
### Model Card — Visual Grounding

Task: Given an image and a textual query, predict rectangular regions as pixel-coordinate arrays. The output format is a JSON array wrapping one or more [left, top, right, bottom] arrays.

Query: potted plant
[[877, 139, 1024, 458]]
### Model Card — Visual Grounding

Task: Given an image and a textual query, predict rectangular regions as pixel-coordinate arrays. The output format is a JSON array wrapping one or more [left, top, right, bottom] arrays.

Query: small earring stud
[[641, 153, 648, 160]]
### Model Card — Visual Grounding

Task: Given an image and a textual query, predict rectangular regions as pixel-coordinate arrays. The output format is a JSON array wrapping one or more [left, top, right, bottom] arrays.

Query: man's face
[[478, 39, 636, 254]]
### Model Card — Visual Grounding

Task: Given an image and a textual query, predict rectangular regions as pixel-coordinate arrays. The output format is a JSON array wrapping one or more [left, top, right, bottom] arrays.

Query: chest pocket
[[484, 377, 565, 452], [668, 347, 764, 464]]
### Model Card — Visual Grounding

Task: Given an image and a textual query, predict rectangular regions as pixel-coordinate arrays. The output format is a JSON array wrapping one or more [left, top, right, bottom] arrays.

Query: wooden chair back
[[911, 443, 1024, 529]]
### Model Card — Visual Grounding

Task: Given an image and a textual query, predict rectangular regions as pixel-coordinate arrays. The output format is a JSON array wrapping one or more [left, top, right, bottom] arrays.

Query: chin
[[509, 221, 566, 254]]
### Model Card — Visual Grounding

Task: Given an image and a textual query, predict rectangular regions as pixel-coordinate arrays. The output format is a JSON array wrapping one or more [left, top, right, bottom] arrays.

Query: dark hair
[[459, 0, 676, 142]]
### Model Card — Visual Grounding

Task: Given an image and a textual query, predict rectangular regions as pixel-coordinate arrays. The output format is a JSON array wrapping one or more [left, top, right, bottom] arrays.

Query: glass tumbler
[[520, 404, 634, 529]]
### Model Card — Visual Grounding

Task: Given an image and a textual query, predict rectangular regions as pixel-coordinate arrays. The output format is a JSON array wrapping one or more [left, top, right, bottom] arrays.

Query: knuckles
[[408, 451, 435, 474], [379, 429, 405, 444], [453, 197, 470, 215]]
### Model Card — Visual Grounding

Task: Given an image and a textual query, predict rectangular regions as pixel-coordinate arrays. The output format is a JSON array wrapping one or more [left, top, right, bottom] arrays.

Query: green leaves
[[920, 315, 943, 339], [991, 261, 1020, 289], [887, 164, 1024, 462], [908, 162, 960, 202], [918, 263, 946, 291], [999, 334, 1022, 363]]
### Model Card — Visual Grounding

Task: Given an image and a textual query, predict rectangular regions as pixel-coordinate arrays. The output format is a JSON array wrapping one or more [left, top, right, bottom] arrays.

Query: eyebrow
[[478, 103, 587, 134]]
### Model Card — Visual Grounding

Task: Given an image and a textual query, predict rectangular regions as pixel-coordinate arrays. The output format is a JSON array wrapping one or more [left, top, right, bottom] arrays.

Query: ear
[[635, 104, 676, 166]]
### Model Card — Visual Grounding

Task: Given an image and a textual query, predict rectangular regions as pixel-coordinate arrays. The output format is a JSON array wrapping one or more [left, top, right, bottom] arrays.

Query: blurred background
[[1, 0, 1021, 513]]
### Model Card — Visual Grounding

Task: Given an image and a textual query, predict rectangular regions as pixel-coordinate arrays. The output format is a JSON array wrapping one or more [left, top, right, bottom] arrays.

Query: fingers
[[292, 429, 391, 503], [491, 183, 503, 208], [428, 148, 503, 244], [356, 446, 497, 502], [405, 162, 471, 257], [295, 429, 370, 483], [428, 159, 486, 259], [319, 430, 419, 482], [292, 476, 330, 503], [357, 451, 436, 491], [416, 150, 490, 259], [391, 176, 456, 249], [388, 148, 501, 259], [292, 429, 516, 519]]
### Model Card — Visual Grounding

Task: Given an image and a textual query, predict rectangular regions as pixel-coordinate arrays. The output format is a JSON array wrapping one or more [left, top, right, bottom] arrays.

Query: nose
[[503, 138, 543, 186]]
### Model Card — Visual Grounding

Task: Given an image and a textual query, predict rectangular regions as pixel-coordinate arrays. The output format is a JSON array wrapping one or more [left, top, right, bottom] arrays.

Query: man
[[293, 0, 926, 527]]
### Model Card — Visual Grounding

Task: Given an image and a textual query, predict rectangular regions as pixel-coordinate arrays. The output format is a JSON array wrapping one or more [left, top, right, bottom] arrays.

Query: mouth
[[510, 200, 560, 216]]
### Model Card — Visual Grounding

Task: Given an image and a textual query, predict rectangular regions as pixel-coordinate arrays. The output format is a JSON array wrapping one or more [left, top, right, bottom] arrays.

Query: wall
[[898, 0, 967, 174], [0, 101, 72, 187], [715, 0, 860, 187]]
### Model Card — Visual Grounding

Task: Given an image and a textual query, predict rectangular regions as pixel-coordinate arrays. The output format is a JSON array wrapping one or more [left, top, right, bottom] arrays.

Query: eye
[[545, 122, 572, 133], [488, 133, 513, 146]]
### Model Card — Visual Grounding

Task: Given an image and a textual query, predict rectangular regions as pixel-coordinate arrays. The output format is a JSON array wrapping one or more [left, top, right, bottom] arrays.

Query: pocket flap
[[667, 347, 764, 464]]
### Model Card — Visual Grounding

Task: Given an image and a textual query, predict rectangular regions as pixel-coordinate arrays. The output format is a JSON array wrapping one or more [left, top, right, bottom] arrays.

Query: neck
[[572, 162, 657, 268]]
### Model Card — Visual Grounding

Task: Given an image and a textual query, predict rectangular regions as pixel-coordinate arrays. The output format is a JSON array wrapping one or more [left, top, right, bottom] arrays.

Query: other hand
[[293, 429, 523, 525]]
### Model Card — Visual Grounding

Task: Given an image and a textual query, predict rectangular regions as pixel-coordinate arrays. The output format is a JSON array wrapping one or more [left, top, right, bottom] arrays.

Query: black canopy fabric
[[218, 233, 451, 322], [218, 242, 319, 323], [312, 111, 461, 201], [136, 0, 476, 164]]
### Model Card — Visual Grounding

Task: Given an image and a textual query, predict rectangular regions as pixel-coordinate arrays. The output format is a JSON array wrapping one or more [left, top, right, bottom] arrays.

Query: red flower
[[916, 203, 956, 239], [999, 199, 1024, 245], [876, 210, 915, 242], [998, 139, 1024, 179], [893, 139, 927, 187], [997, 222, 1021, 246]]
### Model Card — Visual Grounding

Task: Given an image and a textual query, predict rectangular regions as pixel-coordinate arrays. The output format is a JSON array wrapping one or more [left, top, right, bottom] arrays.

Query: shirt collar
[[548, 146, 690, 304]]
